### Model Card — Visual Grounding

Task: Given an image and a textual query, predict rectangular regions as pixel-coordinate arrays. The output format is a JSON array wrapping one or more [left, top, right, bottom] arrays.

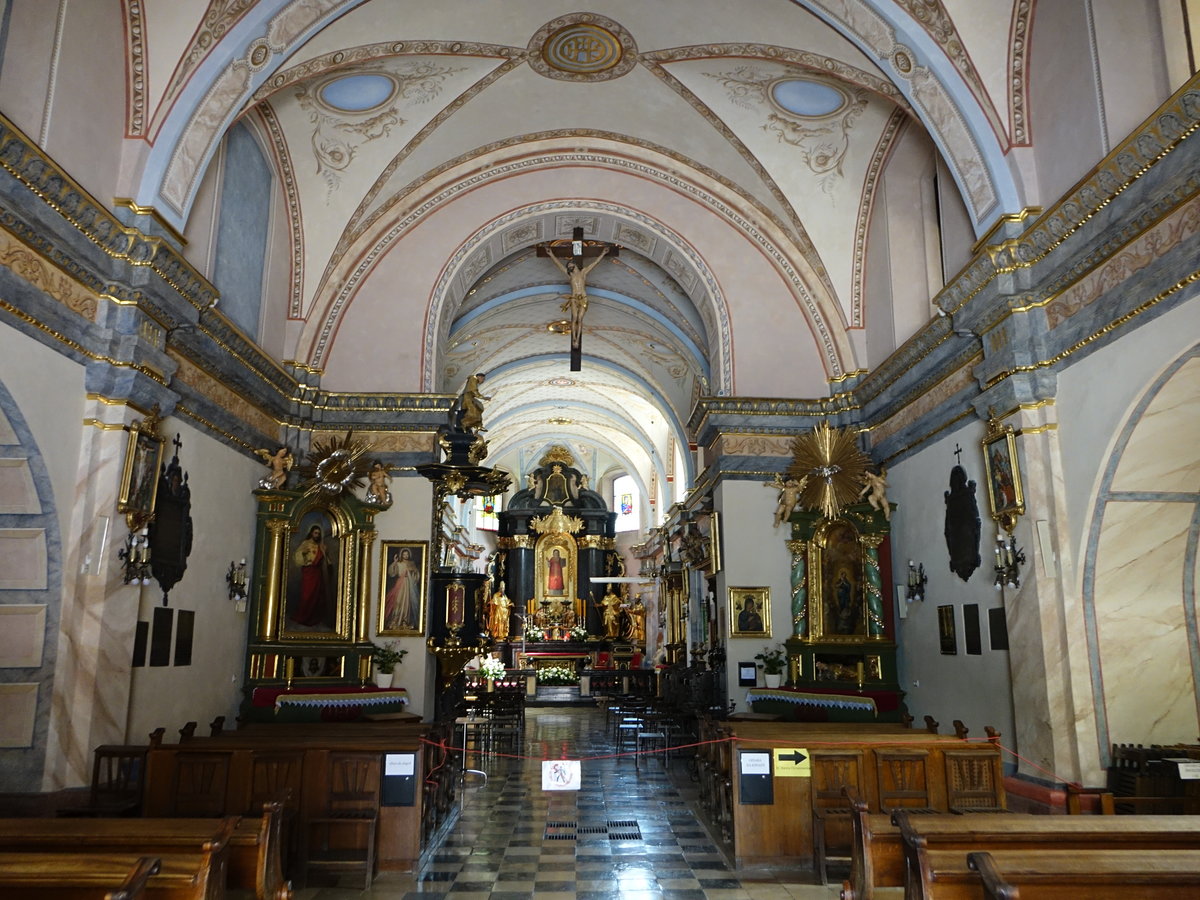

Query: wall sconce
[[905, 560, 927, 602], [226, 559, 248, 608], [119, 529, 152, 585], [993, 533, 1026, 590]]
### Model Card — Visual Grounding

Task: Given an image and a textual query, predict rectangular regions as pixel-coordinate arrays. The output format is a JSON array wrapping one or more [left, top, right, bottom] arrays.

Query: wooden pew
[[0, 807, 288, 900], [141, 721, 436, 875], [919, 848, 1200, 899], [897, 813, 1200, 899], [698, 720, 1002, 869], [0, 851, 212, 899]]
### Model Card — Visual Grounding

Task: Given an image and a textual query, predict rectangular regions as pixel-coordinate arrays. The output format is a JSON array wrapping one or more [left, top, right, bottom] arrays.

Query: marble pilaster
[[43, 399, 144, 789]]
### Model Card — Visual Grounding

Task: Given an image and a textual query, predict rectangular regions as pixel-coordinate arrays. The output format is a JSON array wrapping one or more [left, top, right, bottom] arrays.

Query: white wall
[[886, 420, 1017, 750]]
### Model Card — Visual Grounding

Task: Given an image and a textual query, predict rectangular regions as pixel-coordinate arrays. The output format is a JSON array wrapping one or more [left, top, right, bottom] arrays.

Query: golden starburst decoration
[[786, 421, 869, 519], [296, 430, 373, 499]]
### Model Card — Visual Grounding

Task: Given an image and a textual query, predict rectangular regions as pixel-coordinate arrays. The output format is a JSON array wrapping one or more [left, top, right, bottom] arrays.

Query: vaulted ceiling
[[127, 0, 1030, 504]]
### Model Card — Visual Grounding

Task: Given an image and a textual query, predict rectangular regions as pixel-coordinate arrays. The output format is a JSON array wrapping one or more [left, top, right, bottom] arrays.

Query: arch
[[135, 1, 1021, 236], [1081, 344, 1200, 761], [0, 376, 63, 790]]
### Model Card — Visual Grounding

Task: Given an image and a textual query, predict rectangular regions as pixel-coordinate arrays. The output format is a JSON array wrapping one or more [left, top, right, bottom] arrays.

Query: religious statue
[[546, 547, 565, 596], [365, 460, 393, 505], [547, 246, 609, 349], [859, 467, 890, 520], [255, 446, 293, 490], [487, 581, 512, 640], [598, 587, 623, 638], [453, 372, 490, 433], [766, 472, 808, 528], [624, 594, 647, 644]]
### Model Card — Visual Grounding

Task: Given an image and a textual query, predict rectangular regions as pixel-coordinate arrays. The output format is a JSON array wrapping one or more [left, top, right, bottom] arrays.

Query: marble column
[[787, 539, 808, 638], [861, 534, 886, 638]]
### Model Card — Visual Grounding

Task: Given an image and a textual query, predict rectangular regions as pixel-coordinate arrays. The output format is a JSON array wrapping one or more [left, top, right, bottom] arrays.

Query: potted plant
[[371, 641, 407, 688], [755, 644, 787, 688]]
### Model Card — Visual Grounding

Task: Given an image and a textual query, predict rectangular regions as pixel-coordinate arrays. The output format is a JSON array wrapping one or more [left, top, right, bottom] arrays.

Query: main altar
[[488, 446, 645, 677]]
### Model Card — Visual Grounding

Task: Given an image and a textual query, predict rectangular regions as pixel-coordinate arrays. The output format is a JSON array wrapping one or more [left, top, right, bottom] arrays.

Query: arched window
[[612, 474, 638, 533]]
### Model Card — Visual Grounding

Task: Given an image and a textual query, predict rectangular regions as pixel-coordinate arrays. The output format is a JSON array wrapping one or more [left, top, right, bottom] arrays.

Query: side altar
[[760, 424, 903, 722]]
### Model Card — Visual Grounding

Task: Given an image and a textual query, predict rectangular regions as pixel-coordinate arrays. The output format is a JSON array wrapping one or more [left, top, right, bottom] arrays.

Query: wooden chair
[[811, 750, 865, 883], [57, 744, 148, 818], [301, 752, 379, 890]]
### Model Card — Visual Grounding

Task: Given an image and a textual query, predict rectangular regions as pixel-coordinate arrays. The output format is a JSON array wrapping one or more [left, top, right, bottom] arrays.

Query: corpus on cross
[[538, 227, 619, 371]]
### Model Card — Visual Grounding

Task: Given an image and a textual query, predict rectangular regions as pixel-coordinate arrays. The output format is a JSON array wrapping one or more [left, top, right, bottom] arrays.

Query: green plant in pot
[[371, 641, 407, 686], [755, 644, 787, 687]]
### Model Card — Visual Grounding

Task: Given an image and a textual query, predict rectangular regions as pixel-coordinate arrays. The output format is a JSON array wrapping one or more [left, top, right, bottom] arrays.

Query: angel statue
[[365, 460, 395, 506], [255, 446, 293, 490], [859, 467, 890, 520], [765, 472, 808, 528]]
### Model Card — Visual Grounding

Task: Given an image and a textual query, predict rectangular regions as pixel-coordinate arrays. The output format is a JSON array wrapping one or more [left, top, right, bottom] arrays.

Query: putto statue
[[365, 460, 394, 506], [254, 446, 293, 490], [859, 467, 890, 521], [765, 472, 808, 528]]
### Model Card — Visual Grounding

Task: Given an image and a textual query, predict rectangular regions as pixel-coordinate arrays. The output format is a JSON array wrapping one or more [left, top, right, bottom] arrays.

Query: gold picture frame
[[281, 506, 353, 641], [730, 586, 770, 637], [377, 540, 428, 636], [117, 415, 165, 530], [982, 414, 1025, 530]]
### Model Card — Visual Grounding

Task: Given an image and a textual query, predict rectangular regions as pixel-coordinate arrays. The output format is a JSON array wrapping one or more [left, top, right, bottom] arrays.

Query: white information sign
[[385, 753, 415, 776], [1166, 758, 1200, 780], [542, 759, 582, 791], [740, 751, 771, 775]]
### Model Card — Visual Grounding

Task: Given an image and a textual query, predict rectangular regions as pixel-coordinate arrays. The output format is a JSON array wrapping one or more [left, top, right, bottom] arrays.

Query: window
[[474, 494, 501, 531], [612, 475, 638, 533]]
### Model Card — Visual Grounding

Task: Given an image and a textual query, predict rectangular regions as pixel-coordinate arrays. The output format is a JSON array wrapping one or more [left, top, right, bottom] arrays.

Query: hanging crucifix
[[538, 227, 619, 371]]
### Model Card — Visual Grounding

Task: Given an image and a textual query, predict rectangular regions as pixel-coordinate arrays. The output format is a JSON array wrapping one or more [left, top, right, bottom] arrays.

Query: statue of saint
[[598, 588, 623, 638], [454, 372, 490, 433], [624, 594, 647, 644], [487, 581, 512, 640]]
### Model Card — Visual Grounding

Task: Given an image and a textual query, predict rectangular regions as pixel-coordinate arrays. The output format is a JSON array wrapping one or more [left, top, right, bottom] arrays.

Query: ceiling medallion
[[547, 417, 574, 426], [528, 14, 638, 82], [547, 376, 576, 387], [547, 319, 570, 334], [769, 78, 848, 119]]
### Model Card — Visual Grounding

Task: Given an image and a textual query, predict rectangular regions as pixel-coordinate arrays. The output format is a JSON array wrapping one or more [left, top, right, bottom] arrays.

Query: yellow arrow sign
[[773, 747, 811, 777]]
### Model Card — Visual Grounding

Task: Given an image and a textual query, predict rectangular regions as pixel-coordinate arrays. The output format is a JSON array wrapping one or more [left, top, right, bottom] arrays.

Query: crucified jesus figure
[[547, 246, 609, 349]]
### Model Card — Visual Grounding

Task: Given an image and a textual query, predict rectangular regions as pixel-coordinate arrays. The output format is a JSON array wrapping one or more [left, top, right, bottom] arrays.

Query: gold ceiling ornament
[[296, 430, 373, 499], [530, 505, 584, 536], [786, 421, 869, 519], [539, 445, 576, 467]]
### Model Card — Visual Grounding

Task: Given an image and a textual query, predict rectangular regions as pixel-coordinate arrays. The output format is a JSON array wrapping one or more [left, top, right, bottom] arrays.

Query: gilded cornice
[[0, 116, 218, 311], [167, 347, 279, 439]]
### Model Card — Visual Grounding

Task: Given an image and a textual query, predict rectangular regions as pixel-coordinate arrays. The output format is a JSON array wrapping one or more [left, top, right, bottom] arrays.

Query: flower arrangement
[[754, 644, 787, 675], [536, 664, 579, 685], [524, 624, 546, 642], [371, 641, 408, 674], [569, 624, 588, 641], [479, 656, 506, 680]]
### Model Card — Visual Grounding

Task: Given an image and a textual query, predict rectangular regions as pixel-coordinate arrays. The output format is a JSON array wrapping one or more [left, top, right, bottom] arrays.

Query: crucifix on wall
[[538, 227, 619, 371]]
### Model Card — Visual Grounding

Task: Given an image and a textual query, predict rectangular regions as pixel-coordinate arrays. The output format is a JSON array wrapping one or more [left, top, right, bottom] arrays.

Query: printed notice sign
[[542, 759, 582, 791], [740, 751, 771, 775], [1166, 758, 1200, 780], [385, 753, 415, 776], [772, 748, 811, 777]]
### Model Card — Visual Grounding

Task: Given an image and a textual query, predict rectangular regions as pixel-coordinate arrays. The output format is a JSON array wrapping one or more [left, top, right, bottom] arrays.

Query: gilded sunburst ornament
[[297, 431, 373, 498], [786, 422, 869, 519]]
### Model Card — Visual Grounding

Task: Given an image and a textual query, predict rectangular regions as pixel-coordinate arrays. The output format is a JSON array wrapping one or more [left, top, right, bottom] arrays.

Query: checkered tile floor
[[297, 706, 839, 899]]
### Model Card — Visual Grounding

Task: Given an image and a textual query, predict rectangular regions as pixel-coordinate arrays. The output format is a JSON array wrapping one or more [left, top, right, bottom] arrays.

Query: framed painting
[[938, 604, 957, 655], [118, 416, 165, 528], [730, 586, 770, 638], [982, 416, 1024, 527], [282, 508, 347, 639], [377, 540, 427, 636]]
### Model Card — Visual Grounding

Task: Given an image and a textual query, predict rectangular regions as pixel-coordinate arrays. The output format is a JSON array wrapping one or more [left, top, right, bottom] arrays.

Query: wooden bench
[[694, 720, 1003, 870], [930, 848, 1200, 899], [0, 851, 213, 899], [0, 805, 288, 900]]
